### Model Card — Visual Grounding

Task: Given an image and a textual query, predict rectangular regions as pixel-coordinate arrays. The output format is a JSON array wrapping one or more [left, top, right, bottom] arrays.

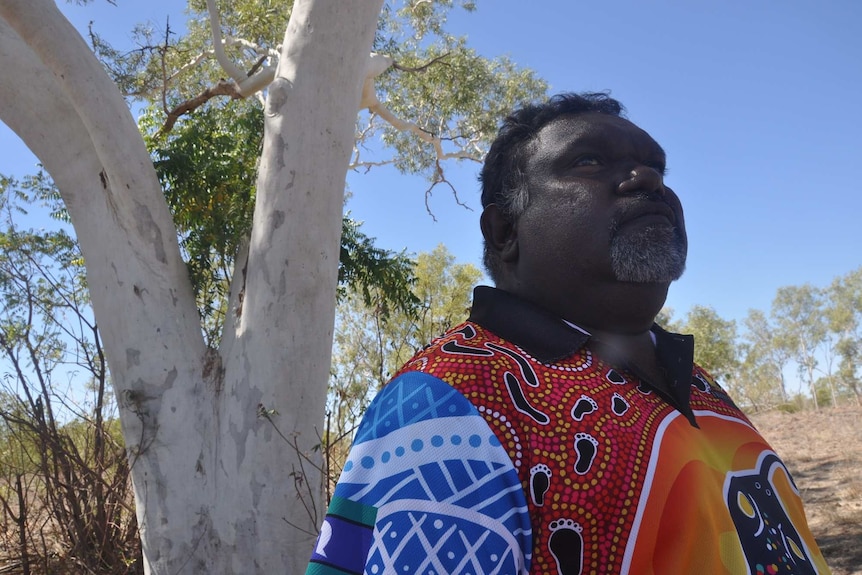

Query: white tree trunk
[[0, 0, 383, 572]]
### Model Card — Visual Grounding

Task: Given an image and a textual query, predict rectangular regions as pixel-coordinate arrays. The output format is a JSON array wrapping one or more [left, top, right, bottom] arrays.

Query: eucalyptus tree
[[654, 306, 679, 331], [737, 308, 792, 410], [771, 284, 831, 409], [677, 305, 739, 385], [827, 267, 862, 405], [0, 1, 545, 572]]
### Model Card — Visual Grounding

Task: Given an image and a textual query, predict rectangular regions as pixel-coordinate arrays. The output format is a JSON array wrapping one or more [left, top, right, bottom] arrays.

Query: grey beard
[[610, 225, 687, 283]]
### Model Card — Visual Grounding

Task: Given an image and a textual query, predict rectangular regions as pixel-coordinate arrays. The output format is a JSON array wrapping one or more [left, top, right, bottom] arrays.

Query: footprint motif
[[636, 382, 653, 395], [504, 372, 550, 425], [530, 464, 552, 506], [574, 433, 599, 476], [571, 395, 597, 422], [611, 392, 629, 416], [606, 369, 626, 384], [548, 519, 584, 575], [486, 342, 540, 387]]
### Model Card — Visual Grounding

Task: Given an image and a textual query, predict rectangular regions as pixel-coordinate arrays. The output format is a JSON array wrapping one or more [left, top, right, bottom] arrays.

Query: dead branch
[[158, 79, 242, 136], [160, 20, 171, 115], [424, 161, 472, 220]]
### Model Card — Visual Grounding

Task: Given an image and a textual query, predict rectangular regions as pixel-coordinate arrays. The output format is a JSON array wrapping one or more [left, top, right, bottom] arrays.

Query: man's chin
[[612, 266, 686, 284], [609, 228, 687, 283]]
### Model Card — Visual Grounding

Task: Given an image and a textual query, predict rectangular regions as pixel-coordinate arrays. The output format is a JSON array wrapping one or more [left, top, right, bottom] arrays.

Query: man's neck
[[549, 281, 670, 336]]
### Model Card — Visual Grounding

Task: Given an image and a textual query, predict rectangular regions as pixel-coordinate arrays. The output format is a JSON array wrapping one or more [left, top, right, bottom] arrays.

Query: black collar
[[468, 286, 697, 424], [468, 286, 590, 364]]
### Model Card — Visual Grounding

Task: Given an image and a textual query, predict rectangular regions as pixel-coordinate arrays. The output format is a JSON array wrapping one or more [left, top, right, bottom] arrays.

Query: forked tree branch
[[204, 0, 275, 96], [360, 52, 483, 166]]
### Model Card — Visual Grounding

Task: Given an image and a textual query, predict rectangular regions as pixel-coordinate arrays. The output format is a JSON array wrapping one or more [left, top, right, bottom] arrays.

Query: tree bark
[[214, 1, 384, 571], [0, 0, 384, 572]]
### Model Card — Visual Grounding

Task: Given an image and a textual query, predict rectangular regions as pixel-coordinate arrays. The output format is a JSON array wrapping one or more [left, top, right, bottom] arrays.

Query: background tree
[[378, 244, 483, 371], [677, 305, 739, 384], [827, 268, 862, 406], [771, 284, 831, 409], [654, 306, 678, 331], [0, 1, 545, 571], [735, 309, 792, 412]]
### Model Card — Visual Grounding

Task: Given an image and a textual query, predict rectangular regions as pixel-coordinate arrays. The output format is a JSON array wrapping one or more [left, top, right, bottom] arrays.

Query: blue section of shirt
[[353, 371, 477, 445], [311, 372, 533, 575]]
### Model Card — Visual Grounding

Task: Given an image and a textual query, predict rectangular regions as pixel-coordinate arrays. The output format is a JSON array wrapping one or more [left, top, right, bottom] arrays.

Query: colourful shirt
[[307, 287, 831, 575]]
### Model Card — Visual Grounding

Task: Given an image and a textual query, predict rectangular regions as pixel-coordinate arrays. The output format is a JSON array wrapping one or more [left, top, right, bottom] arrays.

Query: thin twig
[[392, 52, 451, 73]]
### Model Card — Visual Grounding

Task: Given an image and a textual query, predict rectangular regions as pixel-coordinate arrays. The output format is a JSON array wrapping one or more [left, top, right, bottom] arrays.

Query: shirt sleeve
[[306, 370, 532, 575]]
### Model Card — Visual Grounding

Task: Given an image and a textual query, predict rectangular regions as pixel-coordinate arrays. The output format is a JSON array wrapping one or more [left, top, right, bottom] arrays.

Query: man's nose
[[616, 166, 665, 198]]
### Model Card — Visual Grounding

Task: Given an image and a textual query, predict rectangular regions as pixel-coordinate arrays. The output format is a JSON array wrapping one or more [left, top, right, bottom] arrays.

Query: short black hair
[[479, 92, 626, 281]]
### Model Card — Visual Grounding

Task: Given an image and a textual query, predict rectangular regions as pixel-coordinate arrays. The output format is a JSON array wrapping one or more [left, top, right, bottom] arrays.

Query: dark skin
[[481, 113, 687, 392]]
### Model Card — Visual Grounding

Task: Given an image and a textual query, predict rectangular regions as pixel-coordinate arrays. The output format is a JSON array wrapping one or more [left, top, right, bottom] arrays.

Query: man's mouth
[[618, 202, 677, 228]]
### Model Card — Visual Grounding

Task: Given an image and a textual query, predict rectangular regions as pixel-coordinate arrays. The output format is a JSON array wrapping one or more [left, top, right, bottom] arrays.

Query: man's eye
[[645, 162, 667, 176], [573, 155, 602, 167]]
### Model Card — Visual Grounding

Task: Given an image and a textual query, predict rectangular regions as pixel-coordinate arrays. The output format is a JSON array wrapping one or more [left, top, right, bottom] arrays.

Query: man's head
[[479, 92, 687, 319]]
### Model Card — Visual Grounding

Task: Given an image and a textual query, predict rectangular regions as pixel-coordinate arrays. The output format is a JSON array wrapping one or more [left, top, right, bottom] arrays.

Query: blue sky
[[2, 0, 861, 328]]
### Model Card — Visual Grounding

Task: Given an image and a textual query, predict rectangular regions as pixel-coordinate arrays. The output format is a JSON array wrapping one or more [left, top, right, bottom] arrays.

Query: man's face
[[511, 112, 687, 303]]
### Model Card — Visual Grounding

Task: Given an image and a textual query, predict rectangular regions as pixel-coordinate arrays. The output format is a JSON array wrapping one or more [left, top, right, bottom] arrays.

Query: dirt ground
[[750, 405, 862, 575]]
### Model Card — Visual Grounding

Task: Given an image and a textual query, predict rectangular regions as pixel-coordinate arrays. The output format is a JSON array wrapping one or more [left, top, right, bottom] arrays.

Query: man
[[306, 93, 831, 574]]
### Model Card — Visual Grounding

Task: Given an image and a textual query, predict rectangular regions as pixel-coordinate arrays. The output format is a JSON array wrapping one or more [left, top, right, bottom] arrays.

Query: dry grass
[[751, 405, 862, 575]]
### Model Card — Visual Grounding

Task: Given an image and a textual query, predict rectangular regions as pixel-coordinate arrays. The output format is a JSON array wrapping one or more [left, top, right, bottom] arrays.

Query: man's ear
[[480, 204, 518, 263]]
